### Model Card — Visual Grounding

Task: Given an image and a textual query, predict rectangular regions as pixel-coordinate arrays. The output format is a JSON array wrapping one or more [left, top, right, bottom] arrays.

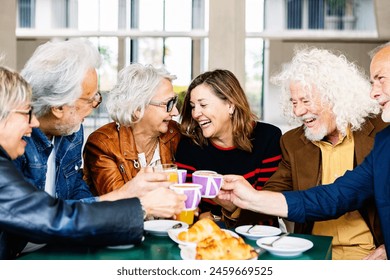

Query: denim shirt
[[13, 125, 96, 202]]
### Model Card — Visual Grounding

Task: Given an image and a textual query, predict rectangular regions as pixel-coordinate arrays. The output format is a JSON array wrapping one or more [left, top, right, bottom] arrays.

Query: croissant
[[178, 218, 223, 243], [196, 236, 258, 260]]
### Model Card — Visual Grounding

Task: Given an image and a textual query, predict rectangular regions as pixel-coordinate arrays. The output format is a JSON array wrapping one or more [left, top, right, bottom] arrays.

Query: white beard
[[381, 108, 390, 123], [303, 124, 328, 142], [54, 122, 81, 136]]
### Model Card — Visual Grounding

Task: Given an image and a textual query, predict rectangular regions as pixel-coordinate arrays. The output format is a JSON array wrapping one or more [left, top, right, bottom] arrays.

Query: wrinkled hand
[[212, 196, 238, 212], [140, 187, 186, 218], [217, 175, 258, 210], [120, 167, 173, 199], [363, 244, 387, 260]]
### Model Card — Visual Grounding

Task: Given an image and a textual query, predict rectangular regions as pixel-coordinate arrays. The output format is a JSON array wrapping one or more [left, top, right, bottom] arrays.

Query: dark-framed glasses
[[79, 92, 102, 108], [12, 107, 34, 124], [149, 94, 178, 113]]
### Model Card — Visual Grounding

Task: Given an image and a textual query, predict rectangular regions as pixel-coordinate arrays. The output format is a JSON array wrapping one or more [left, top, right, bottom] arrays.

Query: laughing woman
[[83, 63, 181, 195], [175, 69, 282, 228]]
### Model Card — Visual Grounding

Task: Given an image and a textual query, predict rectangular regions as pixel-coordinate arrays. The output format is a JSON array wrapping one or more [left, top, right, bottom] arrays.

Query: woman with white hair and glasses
[[83, 63, 181, 196]]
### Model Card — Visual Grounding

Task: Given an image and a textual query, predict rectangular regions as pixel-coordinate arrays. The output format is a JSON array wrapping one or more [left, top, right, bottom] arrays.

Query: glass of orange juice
[[154, 163, 178, 183]]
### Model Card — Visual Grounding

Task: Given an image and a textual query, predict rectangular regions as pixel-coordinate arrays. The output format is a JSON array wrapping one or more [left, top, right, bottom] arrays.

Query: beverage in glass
[[155, 163, 178, 183]]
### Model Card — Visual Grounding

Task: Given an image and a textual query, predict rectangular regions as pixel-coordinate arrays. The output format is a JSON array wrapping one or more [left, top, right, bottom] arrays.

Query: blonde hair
[[0, 66, 32, 122]]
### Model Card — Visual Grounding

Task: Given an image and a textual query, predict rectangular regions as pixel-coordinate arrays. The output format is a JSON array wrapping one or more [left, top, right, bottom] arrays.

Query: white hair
[[271, 47, 380, 135], [21, 39, 101, 118], [368, 42, 390, 59], [106, 63, 176, 126]]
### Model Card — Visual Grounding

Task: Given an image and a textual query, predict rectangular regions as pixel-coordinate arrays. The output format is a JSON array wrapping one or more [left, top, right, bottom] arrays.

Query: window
[[18, 0, 35, 28]]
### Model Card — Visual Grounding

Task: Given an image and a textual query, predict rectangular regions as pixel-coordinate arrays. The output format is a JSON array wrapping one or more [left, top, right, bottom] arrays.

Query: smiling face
[[370, 46, 390, 122], [0, 102, 39, 159], [138, 78, 179, 136], [42, 68, 98, 138], [290, 82, 338, 142], [189, 84, 233, 146], [62, 68, 99, 135]]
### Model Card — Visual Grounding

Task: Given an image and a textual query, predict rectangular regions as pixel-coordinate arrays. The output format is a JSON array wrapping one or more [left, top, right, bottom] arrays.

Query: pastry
[[177, 218, 223, 243], [196, 236, 258, 260], [177, 219, 257, 260]]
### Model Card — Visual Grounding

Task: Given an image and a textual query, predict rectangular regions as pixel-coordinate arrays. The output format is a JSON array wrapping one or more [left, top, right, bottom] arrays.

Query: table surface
[[18, 232, 332, 260]]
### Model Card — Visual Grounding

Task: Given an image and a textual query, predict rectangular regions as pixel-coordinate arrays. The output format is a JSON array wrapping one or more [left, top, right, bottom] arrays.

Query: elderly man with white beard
[[222, 47, 388, 260], [219, 44, 390, 260]]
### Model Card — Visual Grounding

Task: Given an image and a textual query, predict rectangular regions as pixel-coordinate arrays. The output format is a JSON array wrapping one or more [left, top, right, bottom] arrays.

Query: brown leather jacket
[[263, 115, 388, 247], [83, 121, 181, 195]]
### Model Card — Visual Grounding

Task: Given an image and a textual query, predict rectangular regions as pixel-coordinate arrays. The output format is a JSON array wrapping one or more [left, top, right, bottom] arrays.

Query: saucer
[[144, 220, 189, 237]]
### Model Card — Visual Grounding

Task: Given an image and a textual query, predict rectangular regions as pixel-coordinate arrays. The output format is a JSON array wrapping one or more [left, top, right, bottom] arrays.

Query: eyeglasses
[[12, 107, 34, 124], [149, 95, 178, 113], [78, 92, 102, 108]]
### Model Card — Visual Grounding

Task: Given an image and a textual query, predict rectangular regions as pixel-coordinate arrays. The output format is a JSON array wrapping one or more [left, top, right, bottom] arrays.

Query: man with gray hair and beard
[[262, 47, 387, 259]]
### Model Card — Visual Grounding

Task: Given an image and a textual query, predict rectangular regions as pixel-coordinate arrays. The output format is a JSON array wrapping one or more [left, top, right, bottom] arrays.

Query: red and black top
[[175, 121, 282, 228]]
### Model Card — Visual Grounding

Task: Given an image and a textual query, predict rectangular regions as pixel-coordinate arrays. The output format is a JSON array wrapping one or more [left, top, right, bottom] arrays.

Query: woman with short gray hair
[[83, 63, 181, 196]]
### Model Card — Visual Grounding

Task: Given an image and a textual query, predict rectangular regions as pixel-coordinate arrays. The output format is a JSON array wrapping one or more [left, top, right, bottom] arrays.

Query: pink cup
[[169, 183, 202, 210], [177, 169, 187, 184], [191, 170, 224, 198]]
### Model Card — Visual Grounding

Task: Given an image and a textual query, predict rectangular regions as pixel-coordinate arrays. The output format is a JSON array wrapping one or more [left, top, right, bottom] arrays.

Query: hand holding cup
[[192, 170, 224, 198], [169, 183, 202, 224]]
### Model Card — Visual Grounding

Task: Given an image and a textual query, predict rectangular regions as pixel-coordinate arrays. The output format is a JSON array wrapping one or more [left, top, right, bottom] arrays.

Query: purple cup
[[169, 183, 202, 210], [177, 169, 187, 184], [192, 170, 224, 198]]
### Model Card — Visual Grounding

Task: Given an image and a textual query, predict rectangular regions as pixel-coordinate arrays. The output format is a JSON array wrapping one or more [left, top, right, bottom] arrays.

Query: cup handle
[[196, 189, 202, 205]]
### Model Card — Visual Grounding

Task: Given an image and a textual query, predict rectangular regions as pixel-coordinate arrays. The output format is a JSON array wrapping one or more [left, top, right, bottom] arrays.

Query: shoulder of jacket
[[160, 121, 181, 143], [87, 122, 119, 140], [368, 115, 389, 131], [280, 125, 310, 146]]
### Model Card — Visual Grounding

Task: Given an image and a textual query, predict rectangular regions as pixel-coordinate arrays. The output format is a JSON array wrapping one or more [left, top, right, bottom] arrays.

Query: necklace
[[144, 138, 159, 163]]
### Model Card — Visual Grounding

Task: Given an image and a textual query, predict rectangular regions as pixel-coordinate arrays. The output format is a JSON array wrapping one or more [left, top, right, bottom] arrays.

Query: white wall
[[0, 0, 17, 69]]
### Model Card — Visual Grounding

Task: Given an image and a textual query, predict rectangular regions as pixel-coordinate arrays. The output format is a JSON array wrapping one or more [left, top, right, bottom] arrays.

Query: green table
[[18, 233, 332, 260]]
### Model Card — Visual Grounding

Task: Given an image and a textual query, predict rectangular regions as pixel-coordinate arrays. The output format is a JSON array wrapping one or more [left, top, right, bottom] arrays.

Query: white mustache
[[298, 114, 318, 123]]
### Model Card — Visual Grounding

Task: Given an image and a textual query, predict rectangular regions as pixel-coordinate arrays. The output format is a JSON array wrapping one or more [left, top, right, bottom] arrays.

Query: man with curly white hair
[[261, 47, 388, 260]]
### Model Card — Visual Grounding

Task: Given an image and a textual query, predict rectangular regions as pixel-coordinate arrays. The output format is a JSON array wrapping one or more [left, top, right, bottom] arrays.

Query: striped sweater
[[175, 121, 282, 227]]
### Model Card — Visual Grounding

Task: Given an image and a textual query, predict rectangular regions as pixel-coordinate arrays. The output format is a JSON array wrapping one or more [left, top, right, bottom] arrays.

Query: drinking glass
[[154, 163, 178, 183]]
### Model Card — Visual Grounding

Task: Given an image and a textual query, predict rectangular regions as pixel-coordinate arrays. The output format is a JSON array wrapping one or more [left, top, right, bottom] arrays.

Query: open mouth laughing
[[198, 120, 211, 127]]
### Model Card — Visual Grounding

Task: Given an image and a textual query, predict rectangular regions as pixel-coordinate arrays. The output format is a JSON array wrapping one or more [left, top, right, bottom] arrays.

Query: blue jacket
[[13, 126, 94, 201], [0, 146, 144, 259], [285, 126, 390, 257]]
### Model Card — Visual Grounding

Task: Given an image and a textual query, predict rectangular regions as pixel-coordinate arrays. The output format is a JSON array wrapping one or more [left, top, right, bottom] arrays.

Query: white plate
[[168, 228, 239, 247], [235, 225, 282, 240], [144, 220, 189, 237], [180, 245, 197, 260], [256, 236, 313, 257], [179, 245, 257, 260], [107, 236, 145, 250]]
